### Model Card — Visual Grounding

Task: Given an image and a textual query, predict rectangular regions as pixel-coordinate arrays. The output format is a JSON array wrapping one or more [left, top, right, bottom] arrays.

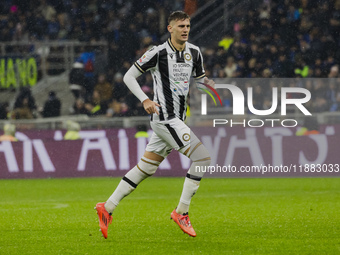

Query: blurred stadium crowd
[[0, 0, 340, 119]]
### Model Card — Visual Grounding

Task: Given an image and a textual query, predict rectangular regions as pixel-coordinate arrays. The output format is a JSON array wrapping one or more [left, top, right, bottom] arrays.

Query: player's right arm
[[123, 66, 160, 115], [123, 46, 160, 115]]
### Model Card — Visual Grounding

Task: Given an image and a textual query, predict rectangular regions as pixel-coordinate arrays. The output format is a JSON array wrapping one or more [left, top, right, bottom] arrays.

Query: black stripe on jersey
[[122, 176, 137, 188], [189, 48, 205, 79], [158, 48, 175, 119], [137, 53, 158, 73], [179, 95, 185, 121], [176, 51, 185, 63], [154, 75, 165, 121], [186, 173, 202, 181], [156, 92, 165, 121], [158, 99, 165, 121], [165, 124, 184, 148]]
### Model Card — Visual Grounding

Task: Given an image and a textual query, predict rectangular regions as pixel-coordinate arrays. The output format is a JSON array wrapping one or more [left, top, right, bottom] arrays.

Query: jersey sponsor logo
[[178, 63, 190, 67], [175, 81, 189, 91], [184, 53, 192, 61], [169, 53, 174, 59], [174, 87, 184, 93]]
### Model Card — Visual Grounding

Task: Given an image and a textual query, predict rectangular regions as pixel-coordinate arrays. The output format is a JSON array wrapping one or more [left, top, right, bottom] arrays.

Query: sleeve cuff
[[194, 73, 206, 79], [134, 62, 145, 73]]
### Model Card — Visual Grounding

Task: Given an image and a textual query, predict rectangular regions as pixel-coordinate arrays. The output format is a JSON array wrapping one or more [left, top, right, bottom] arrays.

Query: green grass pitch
[[0, 177, 339, 255]]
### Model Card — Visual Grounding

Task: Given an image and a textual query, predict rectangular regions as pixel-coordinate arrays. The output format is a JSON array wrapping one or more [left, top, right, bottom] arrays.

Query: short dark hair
[[168, 11, 190, 24]]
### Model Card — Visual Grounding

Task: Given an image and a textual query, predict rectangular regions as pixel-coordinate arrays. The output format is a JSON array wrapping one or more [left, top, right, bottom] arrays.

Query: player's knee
[[188, 156, 210, 178], [137, 156, 160, 176], [199, 156, 211, 166], [189, 143, 211, 164], [187, 144, 211, 179]]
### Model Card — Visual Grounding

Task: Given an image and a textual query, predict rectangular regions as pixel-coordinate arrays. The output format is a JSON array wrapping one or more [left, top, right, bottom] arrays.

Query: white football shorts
[[146, 117, 201, 158]]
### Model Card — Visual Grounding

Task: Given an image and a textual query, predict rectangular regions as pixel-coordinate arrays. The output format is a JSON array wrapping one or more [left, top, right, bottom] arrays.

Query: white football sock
[[105, 165, 149, 214], [176, 177, 200, 214], [176, 142, 211, 215], [177, 202, 189, 215], [104, 200, 117, 214]]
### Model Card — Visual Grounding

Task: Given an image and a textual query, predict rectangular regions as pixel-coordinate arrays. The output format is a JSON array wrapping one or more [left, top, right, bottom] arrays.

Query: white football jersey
[[134, 38, 205, 121]]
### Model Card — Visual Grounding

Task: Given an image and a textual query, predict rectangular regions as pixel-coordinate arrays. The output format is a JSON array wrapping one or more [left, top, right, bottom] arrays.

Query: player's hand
[[142, 99, 161, 115], [204, 77, 215, 89]]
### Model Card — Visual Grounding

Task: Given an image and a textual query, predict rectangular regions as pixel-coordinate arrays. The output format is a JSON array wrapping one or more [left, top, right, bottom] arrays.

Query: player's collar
[[167, 38, 186, 52]]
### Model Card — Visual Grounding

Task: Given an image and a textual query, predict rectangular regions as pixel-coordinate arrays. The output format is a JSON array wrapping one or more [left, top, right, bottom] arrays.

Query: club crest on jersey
[[182, 133, 190, 141], [184, 53, 191, 61]]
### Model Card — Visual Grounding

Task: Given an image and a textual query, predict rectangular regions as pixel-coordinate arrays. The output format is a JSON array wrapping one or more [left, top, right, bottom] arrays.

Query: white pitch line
[[0, 203, 69, 211]]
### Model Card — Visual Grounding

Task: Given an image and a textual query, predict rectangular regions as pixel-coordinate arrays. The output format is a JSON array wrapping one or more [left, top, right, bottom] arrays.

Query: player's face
[[168, 18, 191, 44]]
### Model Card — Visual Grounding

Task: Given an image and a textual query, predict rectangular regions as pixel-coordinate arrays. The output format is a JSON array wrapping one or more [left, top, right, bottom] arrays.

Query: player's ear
[[167, 24, 172, 33]]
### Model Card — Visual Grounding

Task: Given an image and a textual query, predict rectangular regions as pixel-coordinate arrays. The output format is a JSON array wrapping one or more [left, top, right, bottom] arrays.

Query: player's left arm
[[123, 65, 160, 115], [192, 47, 215, 89]]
